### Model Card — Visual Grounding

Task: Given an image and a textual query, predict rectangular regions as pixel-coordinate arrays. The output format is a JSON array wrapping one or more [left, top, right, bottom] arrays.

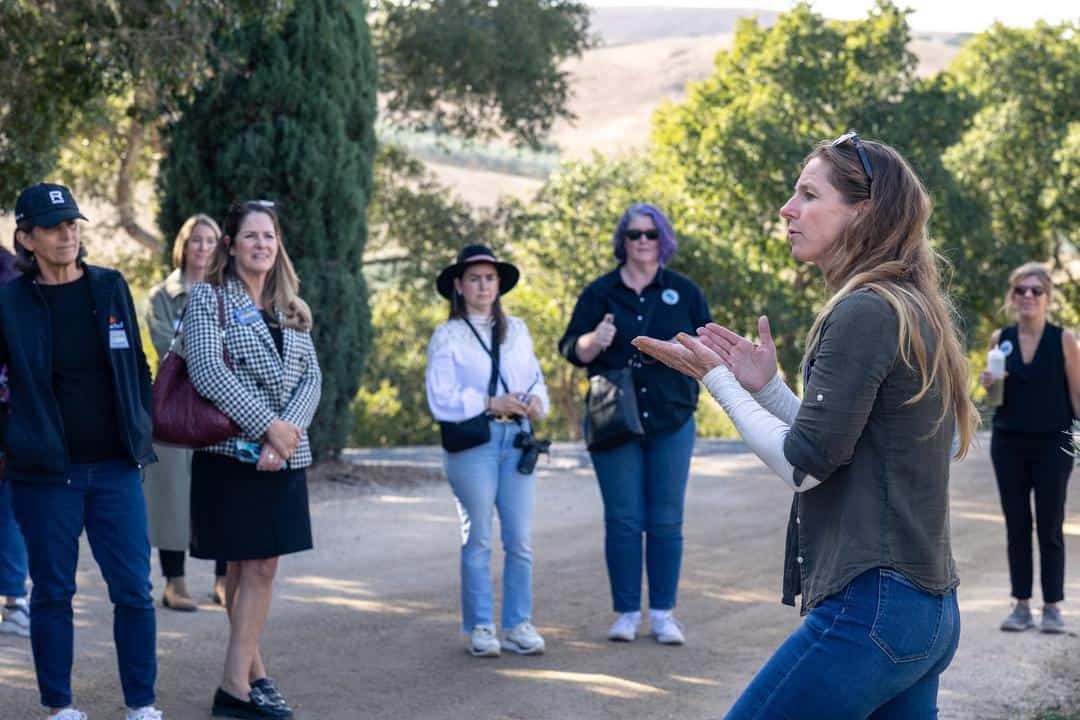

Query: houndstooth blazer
[[184, 278, 322, 467]]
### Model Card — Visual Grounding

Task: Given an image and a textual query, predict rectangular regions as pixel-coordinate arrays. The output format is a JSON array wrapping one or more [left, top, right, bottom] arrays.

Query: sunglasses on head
[[625, 229, 660, 242], [832, 131, 874, 194], [1012, 285, 1046, 298]]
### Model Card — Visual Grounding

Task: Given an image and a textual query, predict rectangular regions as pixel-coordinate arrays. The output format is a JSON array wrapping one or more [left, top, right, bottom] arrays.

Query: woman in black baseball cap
[[2, 182, 162, 720]]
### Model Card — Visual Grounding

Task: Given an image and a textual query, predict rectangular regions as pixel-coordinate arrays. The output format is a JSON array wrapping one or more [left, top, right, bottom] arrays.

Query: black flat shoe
[[251, 677, 292, 714], [211, 687, 293, 718]]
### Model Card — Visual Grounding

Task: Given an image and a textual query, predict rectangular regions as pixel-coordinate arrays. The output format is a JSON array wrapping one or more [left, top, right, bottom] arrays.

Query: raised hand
[[594, 313, 616, 350], [697, 316, 778, 393], [631, 333, 723, 380]]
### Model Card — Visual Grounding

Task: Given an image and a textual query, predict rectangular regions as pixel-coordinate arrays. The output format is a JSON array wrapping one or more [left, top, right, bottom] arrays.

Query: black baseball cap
[[14, 183, 88, 230]]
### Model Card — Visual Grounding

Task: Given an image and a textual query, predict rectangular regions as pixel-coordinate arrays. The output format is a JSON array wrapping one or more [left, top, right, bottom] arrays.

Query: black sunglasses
[[1012, 285, 1046, 297], [625, 229, 660, 242], [832, 131, 874, 191]]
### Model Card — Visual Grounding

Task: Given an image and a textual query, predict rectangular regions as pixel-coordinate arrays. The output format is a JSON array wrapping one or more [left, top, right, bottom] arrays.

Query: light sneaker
[[502, 622, 545, 655], [126, 707, 163, 720], [650, 610, 685, 645], [467, 624, 501, 657], [1040, 605, 1066, 634], [1000, 603, 1035, 632], [0, 598, 30, 637], [48, 710, 87, 720], [607, 612, 641, 642]]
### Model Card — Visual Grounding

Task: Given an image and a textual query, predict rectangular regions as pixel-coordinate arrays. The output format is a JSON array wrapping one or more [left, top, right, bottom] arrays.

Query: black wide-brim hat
[[436, 244, 520, 299]]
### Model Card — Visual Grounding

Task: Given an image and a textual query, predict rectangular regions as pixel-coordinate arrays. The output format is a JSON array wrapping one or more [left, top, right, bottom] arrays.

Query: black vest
[[993, 323, 1074, 433]]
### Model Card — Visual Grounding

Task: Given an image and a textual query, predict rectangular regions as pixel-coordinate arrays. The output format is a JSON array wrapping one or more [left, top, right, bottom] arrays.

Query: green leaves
[[373, 0, 594, 147]]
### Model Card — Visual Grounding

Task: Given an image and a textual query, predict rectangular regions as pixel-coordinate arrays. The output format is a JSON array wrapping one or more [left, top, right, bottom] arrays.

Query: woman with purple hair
[[558, 203, 711, 645]]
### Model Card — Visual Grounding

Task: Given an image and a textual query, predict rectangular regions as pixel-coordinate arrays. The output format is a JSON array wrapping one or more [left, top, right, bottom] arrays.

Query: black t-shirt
[[261, 309, 284, 357], [559, 266, 712, 435], [39, 274, 126, 463]]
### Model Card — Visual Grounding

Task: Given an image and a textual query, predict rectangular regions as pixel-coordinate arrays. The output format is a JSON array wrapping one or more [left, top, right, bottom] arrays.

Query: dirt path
[[1, 436, 1077, 719]]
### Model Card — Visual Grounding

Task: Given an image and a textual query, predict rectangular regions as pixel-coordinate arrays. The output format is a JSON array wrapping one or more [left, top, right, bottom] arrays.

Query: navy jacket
[[0, 264, 156, 483]]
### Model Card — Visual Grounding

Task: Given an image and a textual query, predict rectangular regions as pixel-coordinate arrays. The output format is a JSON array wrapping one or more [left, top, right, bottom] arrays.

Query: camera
[[513, 431, 550, 475]]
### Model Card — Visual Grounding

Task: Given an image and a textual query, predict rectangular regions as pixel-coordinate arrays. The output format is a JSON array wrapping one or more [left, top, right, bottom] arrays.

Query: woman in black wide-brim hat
[[425, 245, 551, 658]]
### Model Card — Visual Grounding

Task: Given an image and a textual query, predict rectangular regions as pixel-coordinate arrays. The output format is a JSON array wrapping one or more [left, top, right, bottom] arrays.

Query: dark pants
[[11, 460, 156, 709], [725, 568, 960, 719], [990, 429, 1073, 603], [159, 549, 226, 579], [589, 417, 695, 612]]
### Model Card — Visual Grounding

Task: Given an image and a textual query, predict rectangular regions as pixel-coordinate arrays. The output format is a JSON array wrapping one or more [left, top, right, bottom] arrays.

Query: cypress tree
[[157, 1, 377, 460]]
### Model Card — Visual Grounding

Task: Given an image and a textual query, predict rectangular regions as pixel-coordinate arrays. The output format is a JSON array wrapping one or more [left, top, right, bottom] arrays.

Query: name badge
[[235, 306, 261, 325], [108, 319, 131, 350]]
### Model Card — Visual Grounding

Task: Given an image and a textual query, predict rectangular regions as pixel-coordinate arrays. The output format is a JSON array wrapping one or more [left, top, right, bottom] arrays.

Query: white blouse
[[426, 315, 550, 423]]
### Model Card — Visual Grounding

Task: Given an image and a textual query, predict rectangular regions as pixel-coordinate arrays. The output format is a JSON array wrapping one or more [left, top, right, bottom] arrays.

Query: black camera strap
[[462, 317, 512, 396]]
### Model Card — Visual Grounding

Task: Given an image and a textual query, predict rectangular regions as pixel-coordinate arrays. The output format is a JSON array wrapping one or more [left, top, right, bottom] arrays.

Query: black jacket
[[0, 264, 156, 483]]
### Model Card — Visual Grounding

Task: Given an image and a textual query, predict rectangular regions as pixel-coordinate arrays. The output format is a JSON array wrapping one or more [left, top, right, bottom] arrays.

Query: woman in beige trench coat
[[144, 214, 227, 611]]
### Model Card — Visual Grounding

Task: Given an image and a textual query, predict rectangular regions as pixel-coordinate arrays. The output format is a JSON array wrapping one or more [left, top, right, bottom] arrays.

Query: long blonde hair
[[207, 201, 313, 331], [172, 214, 221, 271], [802, 138, 978, 459]]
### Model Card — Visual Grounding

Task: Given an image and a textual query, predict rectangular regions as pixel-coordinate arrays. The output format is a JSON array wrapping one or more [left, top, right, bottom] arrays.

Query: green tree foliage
[[943, 21, 1080, 326], [157, 0, 377, 460], [0, 1, 289, 218], [373, 0, 594, 147], [649, 0, 929, 380]]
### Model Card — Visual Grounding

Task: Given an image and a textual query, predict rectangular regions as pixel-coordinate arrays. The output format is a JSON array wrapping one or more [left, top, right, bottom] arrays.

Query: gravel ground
[[1, 435, 1077, 719]]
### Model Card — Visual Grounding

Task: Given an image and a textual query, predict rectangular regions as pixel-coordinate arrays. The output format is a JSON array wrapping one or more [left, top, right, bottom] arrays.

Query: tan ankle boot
[[162, 577, 198, 612]]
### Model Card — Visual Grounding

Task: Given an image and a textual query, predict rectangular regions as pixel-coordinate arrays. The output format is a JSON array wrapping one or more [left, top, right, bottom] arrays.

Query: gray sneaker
[[0, 599, 29, 637], [1000, 603, 1035, 632], [1040, 605, 1066, 634]]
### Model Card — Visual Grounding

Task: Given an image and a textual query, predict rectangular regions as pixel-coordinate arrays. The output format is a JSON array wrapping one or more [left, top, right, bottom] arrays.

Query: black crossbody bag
[[585, 295, 659, 452], [437, 322, 504, 453]]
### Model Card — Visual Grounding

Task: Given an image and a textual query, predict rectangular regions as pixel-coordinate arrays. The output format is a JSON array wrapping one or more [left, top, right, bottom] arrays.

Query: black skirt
[[190, 451, 313, 561]]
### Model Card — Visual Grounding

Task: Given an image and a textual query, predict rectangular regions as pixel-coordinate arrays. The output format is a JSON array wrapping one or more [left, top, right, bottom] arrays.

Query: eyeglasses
[[832, 131, 874, 192], [625, 229, 660, 242], [1012, 285, 1046, 298]]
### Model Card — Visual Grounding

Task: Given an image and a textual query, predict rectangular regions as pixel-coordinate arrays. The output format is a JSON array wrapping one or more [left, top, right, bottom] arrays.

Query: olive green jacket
[[782, 290, 959, 613]]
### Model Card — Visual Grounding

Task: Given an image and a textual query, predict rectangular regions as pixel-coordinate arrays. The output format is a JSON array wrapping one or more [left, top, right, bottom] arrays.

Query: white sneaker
[[0, 598, 30, 637], [126, 707, 163, 720], [48, 710, 87, 720], [467, 624, 501, 657], [650, 610, 685, 645], [502, 621, 545, 655], [607, 612, 641, 642]]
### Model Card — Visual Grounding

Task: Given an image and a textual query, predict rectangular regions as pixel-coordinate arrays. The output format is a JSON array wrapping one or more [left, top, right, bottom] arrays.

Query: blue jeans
[[0, 479, 29, 598], [11, 460, 156, 709], [444, 421, 536, 632], [725, 567, 960, 719], [589, 417, 695, 613]]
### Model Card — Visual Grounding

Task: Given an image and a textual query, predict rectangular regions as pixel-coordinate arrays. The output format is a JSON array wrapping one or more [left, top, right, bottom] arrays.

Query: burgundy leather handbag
[[152, 288, 239, 447]]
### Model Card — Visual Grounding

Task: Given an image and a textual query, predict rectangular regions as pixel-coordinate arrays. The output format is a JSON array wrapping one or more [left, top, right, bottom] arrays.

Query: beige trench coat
[[143, 269, 193, 551]]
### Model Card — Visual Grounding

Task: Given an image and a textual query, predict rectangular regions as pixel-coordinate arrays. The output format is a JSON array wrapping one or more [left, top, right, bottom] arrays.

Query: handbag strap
[[462, 317, 510, 396], [171, 286, 232, 369]]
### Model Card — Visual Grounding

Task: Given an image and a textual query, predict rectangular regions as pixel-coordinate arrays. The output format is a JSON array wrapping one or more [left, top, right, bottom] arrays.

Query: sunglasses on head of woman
[[625, 229, 660, 242], [832, 131, 873, 196], [1012, 285, 1046, 298]]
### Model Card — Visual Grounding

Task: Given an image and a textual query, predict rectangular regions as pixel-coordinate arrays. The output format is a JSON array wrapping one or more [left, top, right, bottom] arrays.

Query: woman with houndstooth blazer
[[185, 201, 321, 719]]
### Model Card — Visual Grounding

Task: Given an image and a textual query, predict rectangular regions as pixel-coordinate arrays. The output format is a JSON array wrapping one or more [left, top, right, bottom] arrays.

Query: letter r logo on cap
[[49, 190, 64, 204]]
